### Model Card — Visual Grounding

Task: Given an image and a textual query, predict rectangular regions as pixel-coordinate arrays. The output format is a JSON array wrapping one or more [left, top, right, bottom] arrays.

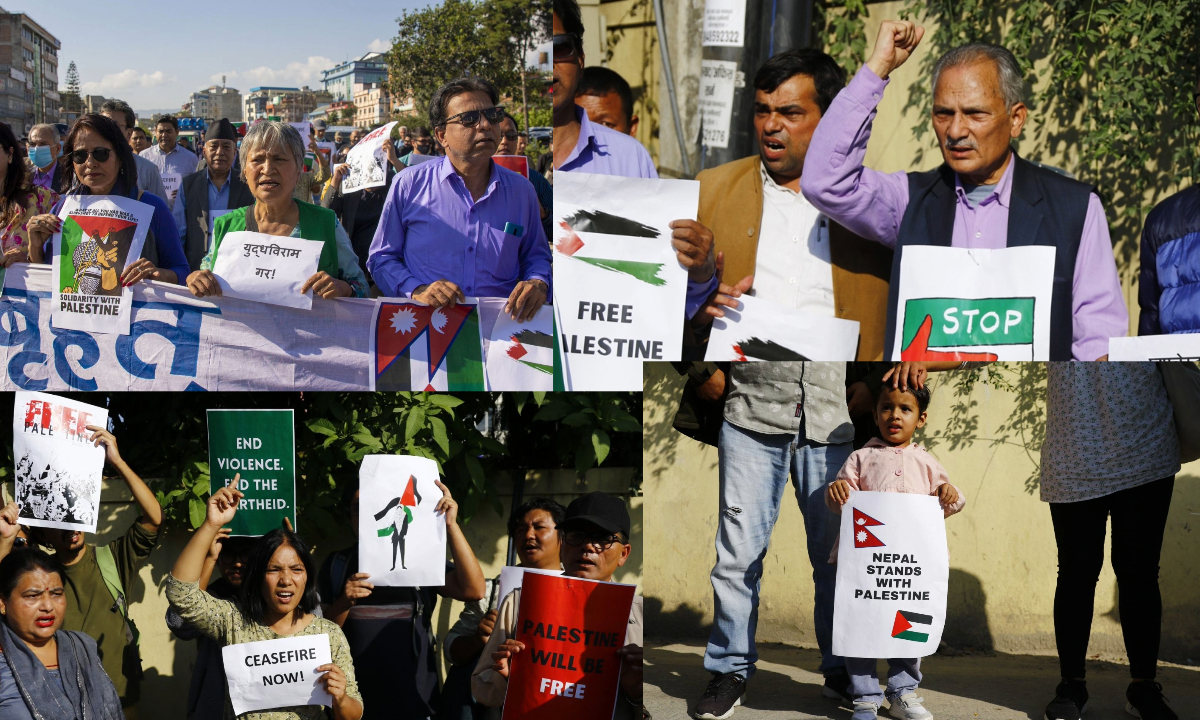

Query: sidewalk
[[647, 638, 1200, 719]]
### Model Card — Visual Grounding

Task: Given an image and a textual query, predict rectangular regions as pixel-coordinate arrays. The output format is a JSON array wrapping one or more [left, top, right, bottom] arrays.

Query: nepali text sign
[[208, 409, 296, 536], [210, 231, 323, 310], [13, 392, 108, 533], [892, 246, 1054, 361], [700, 60, 737, 149], [222, 634, 332, 717], [502, 572, 636, 720], [832, 491, 949, 659], [358, 455, 446, 587], [706, 293, 859, 361], [51, 195, 153, 335], [702, 0, 746, 46], [553, 171, 693, 390]]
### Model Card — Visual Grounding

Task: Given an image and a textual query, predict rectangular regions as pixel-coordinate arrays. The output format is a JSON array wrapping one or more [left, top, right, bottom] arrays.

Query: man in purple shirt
[[367, 77, 550, 321], [802, 20, 1128, 361], [552, 0, 717, 319]]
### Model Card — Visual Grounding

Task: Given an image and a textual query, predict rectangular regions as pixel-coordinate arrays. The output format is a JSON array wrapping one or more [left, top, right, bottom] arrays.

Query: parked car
[[528, 126, 551, 143]]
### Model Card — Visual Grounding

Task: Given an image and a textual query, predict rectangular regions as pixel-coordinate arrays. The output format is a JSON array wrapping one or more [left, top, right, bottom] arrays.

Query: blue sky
[[25, 0, 436, 114]]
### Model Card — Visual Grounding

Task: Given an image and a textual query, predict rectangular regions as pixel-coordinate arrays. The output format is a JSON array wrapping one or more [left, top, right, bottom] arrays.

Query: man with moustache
[[471, 491, 643, 720], [802, 21, 1127, 361], [141, 114, 199, 209], [174, 119, 254, 272], [575, 66, 639, 136]]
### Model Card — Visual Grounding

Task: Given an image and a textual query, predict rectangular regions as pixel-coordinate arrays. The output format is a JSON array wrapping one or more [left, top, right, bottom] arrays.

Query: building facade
[[244, 86, 331, 123], [0, 9, 61, 133], [187, 82, 242, 121], [353, 83, 389, 129], [321, 52, 387, 103]]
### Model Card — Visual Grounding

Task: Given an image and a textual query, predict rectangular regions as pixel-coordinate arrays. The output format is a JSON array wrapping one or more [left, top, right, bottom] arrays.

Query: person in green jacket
[[184, 121, 369, 300]]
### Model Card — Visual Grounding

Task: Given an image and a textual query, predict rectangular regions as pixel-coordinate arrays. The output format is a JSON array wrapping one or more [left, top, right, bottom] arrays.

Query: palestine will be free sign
[[832, 491, 949, 659], [208, 409, 296, 535]]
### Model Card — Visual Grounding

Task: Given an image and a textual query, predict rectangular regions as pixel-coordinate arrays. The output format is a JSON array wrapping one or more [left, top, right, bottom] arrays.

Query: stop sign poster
[[892, 245, 1055, 361], [832, 491, 949, 659], [501, 572, 636, 720]]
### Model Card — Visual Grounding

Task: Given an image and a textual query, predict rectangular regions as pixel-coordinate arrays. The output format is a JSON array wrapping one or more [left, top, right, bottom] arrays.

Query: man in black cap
[[174, 118, 254, 272], [472, 491, 644, 719]]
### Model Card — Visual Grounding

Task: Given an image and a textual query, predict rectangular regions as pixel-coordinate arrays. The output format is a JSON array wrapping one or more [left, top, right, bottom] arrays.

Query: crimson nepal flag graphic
[[853, 507, 886, 548]]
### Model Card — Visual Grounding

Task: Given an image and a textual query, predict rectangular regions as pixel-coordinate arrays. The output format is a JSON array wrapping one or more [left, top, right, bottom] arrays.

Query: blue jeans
[[703, 419, 851, 679], [844, 657, 922, 705]]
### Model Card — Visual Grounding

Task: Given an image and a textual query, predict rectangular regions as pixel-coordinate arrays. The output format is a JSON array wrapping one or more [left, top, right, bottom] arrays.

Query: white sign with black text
[[223, 634, 333, 717]]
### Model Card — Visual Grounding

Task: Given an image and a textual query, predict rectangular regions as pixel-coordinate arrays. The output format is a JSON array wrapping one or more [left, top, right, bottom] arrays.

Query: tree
[[480, 0, 552, 141], [65, 61, 80, 95], [60, 60, 83, 114]]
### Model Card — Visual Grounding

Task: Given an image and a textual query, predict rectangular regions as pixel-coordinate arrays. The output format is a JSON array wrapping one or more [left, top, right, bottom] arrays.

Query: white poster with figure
[[705, 294, 860, 361], [289, 122, 313, 152], [484, 302, 554, 391], [210, 231, 324, 310], [358, 455, 446, 587], [554, 171, 694, 390], [832, 491, 949, 659], [342, 121, 397, 193], [223, 634, 332, 717], [892, 245, 1055, 362], [1109, 334, 1200, 361], [12, 392, 109, 533]]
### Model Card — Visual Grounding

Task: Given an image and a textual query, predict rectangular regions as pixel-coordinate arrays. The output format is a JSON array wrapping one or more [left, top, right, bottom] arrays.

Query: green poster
[[207, 409, 296, 536], [902, 297, 1035, 349]]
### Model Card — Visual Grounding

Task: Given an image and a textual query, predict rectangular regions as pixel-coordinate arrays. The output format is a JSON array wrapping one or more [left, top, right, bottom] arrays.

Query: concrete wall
[[643, 362, 1200, 663], [84, 468, 641, 719]]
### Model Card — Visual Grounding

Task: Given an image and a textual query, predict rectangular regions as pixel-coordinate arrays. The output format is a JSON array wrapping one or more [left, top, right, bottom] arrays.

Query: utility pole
[[699, 0, 814, 170]]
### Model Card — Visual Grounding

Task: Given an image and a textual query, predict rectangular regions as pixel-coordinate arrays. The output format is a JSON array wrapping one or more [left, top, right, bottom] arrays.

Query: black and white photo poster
[[12, 391, 109, 533]]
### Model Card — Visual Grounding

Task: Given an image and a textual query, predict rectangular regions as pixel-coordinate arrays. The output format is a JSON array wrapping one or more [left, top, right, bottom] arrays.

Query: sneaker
[[693, 673, 747, 720], [888, 693, 933, 720], [853, 701, 882, 720], [1126, 681, 1178, 720], [822, 669, 853, 701], [1045, 680, 1088, 720]]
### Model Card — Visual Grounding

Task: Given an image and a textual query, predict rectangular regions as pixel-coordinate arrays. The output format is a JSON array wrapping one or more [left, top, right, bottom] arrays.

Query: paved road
[[646, 639, 1200, 720]]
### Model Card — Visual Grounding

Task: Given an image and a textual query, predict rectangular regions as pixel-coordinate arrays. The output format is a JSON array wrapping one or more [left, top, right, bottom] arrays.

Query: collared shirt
[[173, 167, 234, 249], [140, 143, 199, 208], [31, 162, 56, 190], [723, 361, 854, 443], [753, 162, 835, 315], [367, 156, 551, 299], [802, 64, 1129, 361], [559, 106, 717, 318]]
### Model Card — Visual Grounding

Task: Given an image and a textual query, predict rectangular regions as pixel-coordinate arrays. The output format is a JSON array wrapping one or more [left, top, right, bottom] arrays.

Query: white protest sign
[[832, 491, 949, 659], [1109, 334, 1200, 361], [553, 171, 694, 390], [51, 194, 153, 335], [485, 303, 554, 391], [343, 121, 397, 193], [700, 60, 737, 149], [892, 245, 1055, 361], [12, 392, 108, 533], [222, 634, 332, 717], [161, 173, 182, 207], [706, 293, 859, 361], [210, 231, 323, 310], [289, 122, 313, 152], [702, 0, 746, 46], [496, 566, 563, 611], [359, 455, 447, 587]]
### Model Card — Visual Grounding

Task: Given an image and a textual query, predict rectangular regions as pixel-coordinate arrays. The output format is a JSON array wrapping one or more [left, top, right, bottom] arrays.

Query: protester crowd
[[0, 424, 643, 720], [6, 75, 554, 324]]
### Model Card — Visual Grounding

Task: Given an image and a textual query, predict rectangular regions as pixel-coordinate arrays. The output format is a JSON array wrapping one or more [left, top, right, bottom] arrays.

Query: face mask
[[29, 145, 54, 169], [416, 144, 431, 154]]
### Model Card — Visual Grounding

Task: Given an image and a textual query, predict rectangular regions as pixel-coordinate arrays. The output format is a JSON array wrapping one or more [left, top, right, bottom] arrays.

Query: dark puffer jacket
[[1139, 185, 1200, 335]]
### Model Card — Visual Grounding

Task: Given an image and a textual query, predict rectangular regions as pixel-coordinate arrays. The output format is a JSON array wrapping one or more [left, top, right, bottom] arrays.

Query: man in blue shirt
[[141, 114, 199, 209], [174, 119, 254, 272]]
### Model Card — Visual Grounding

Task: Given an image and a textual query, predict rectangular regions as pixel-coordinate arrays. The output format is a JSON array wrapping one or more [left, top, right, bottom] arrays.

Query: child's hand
[[826, 479, 852, 512], [936, 483, 959, 513]]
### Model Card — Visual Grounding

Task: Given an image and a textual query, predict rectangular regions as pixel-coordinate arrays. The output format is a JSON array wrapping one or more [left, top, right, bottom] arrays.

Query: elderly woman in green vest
[[185, 121, 369, 300]]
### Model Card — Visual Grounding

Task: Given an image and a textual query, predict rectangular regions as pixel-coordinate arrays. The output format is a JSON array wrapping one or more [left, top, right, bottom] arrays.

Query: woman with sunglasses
[[25, 114, 190, 285]]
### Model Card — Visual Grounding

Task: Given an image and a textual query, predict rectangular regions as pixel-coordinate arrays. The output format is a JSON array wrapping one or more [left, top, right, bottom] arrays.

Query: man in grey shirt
[[694, 362, 856, 719]]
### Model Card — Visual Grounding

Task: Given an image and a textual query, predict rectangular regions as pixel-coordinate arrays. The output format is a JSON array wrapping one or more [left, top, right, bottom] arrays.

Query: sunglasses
[[501, 131, 519, 140], [441, 106, 506, 129], [562, 530, 624, 550], [553, 33, 581, 63], [69, 147, 113, 164], [13, 537, 27, 549]]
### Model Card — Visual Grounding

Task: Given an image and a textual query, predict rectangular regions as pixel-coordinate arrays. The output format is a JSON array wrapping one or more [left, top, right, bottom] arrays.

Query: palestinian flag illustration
[[374, 302, 484, 391], [59, 213, 139, 296], [900, 297, 1035, 361], [376, 475, 419, 536], [555, 221, 667, 286], [732, 337, 809, 362], [853, 508, 886, 548], [891, 610, 933, 642], [506, 329, 553, 375]]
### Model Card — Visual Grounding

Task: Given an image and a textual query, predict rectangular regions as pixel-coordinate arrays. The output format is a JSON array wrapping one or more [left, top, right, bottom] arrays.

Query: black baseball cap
[[559, 491, 630, 538]]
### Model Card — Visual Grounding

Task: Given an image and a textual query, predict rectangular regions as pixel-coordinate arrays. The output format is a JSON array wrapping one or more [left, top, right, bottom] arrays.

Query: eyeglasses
[[553, 33, 582, 63], [562, 530, 624, 550], [69, 147, 113, 164], [13, 537, 27, 548], [441, 106, 506, 129], [501, 131, 519, 140]]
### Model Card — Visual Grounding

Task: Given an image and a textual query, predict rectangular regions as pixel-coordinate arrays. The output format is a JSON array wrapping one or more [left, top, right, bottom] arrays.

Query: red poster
[[501, 572, 636, 720], [494, 154, 530, 178]]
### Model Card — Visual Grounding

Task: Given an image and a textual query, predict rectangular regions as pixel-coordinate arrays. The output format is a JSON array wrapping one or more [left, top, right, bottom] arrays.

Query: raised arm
[[173, 484, 241, 582], [435, 480, 486, 602], [0, 503, 20, 564], [87, 425, 163, 532]]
